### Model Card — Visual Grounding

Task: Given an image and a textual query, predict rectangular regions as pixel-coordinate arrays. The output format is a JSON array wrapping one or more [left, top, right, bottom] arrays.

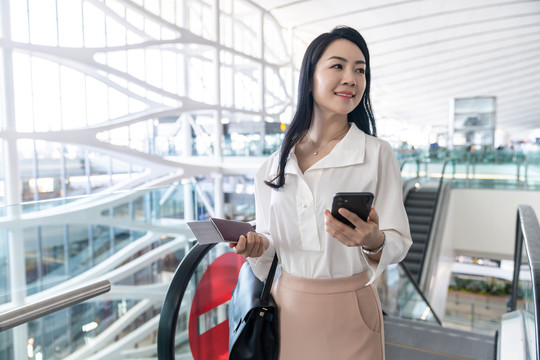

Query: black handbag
[[228, 254, 279, 360]]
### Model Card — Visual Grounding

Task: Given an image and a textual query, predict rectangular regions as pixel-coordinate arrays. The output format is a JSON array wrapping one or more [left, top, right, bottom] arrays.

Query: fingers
[[233, 235, 246, 253], [232, 232, 267, 258], [367, 206, 379, 225], [324, 207, 381, 248], [324, 210, 355, 245], [337, 207, 365, 229]]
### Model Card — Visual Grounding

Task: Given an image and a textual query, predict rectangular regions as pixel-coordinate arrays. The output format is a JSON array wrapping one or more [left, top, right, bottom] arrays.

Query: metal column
[[1, 1, 28, 359]]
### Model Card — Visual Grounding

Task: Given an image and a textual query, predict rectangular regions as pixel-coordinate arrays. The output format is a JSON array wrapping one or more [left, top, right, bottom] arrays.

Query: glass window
[[24, 226, 40, 295], [64, 144, 88, 197], [10, 0, 30, 43], [18, 139, 38, 203], [28, 0, 58, 46], [35, 140, 63, 200], [93, 225, 112, 265], [0, 328, 13, 359], [232, 1, 260, 57], [40, 225, 67, 290], [0, 154, 5, 205], [12, 52, 34, 133], [32, 57, 61, 132], [67, 224, 91, 277], [83, 1, 107, 47], [0, 230, 9, 305], [60, 66, 87, 130], [263, 15, 290, 63], [57, 0, 84, 47]]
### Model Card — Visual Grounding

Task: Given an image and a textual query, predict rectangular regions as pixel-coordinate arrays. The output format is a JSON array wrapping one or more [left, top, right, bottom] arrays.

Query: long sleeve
[[363, 140, 412, 284], [247, 156, 278, 281]]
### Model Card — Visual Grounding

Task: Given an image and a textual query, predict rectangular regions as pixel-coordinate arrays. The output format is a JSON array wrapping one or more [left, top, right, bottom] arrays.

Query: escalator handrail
[[398, 262, 443, 325], [399, 156, 422, 176], [157, 242, 217, 360], [437, 157, 457, 191], [511, 204, 540, 359]]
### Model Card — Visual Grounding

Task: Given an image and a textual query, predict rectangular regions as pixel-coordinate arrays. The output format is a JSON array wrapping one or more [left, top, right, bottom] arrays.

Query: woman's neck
[[307, 115, 350, 144]]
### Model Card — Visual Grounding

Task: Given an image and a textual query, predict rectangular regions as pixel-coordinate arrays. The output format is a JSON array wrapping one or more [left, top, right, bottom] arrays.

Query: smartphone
[[331, 192, 374, 228]]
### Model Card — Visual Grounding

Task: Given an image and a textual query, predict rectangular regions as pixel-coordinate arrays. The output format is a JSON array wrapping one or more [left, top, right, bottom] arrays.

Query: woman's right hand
[[229, 232, 269, 258]]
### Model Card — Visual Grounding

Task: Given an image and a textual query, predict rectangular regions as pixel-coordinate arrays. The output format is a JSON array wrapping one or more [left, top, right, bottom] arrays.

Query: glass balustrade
[[515, 235, 538, 357], [0, 184, 208, 360], [374, 264, 440, 324], [400, 149, 540, 190]]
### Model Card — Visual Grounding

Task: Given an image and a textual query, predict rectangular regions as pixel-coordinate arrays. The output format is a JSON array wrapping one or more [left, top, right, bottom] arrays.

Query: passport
[[187, 218, 255, 244]]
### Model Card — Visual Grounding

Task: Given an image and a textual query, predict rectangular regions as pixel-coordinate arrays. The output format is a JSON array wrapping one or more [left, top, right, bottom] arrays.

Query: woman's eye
[[356, 68, 365, 74], [331, 64, 342, 69]]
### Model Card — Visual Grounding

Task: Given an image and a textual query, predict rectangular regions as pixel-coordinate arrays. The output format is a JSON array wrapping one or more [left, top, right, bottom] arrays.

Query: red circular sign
[[188, 252, 246, 360]]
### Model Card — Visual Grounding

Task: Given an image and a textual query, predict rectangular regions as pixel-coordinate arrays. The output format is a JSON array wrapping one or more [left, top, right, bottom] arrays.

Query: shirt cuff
[[363, 230, 410, 285], [247, 235, 276, 281]]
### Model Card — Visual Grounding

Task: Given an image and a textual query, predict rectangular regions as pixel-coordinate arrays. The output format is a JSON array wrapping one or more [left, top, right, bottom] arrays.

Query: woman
[[231, 26, 412, 359]]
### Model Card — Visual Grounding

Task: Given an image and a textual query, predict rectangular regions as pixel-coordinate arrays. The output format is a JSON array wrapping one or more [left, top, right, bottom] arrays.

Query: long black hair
[[265, 26, 377, 189]]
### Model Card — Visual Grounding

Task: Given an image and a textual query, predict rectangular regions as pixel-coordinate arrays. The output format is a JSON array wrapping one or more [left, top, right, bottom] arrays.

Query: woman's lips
[[334, 91, 355, 98]]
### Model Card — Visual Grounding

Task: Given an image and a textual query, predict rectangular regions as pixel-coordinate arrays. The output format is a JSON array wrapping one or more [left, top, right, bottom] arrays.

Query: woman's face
[[311, 39, 366, 119]]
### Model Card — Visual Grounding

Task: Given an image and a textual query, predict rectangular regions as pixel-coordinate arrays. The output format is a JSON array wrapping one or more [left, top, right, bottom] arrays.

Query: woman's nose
[[342, 71, 356, 86]]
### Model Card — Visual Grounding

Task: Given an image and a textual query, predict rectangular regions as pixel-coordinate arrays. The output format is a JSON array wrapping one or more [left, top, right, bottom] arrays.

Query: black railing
[[510, 204, 540, 359], [157, 242, 217, 360]]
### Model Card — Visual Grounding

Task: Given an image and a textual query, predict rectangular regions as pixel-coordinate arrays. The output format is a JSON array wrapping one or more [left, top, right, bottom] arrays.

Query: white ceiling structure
[[253, 0, 540, 139]]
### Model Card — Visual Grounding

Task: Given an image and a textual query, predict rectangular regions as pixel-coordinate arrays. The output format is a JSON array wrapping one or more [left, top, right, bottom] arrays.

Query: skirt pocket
[[354, 284, 382, 334]]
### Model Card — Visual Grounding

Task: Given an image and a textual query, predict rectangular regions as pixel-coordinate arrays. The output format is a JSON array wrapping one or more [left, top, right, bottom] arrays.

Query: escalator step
[[409, 243, 425, 253], [410, 224, 430, 233], [405, 207, 433, 217], [411, 233, 427, 243], [407, 215, 431, 225], [405, 199, 436, 208], [405, 252, 423, 262], [402, 186, 439, 288], [403, 262, 420, 272], [407, 191, 438, 200]]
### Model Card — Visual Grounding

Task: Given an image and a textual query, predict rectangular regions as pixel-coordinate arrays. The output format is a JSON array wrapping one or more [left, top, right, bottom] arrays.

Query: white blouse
[[248, 124, 412, 285]]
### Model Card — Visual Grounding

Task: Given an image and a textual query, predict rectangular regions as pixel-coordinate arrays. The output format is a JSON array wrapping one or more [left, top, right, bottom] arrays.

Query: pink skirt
[[272, 270, 384, 360]]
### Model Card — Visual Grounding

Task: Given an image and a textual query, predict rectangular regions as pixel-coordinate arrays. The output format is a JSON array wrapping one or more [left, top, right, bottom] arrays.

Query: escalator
[[402, 187, 438, 283], [385, 316, 496, 359], [399, 157, 455, 285], [376, 262, 496, 360]]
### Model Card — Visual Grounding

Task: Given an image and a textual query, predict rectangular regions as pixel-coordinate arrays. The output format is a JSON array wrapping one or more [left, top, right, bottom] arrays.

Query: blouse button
[[303, 204, 307, 208]]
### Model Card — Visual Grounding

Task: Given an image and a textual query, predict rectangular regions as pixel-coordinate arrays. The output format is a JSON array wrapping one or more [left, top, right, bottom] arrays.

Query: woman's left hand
[[324, 206, 385, 251]]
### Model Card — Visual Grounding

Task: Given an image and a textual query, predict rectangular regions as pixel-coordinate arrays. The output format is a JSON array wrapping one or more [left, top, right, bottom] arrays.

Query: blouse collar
[[284, 123, 367, 175]]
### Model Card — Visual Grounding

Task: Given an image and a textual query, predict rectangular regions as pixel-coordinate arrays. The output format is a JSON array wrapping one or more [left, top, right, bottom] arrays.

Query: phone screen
[[331, 192, 374, 228]]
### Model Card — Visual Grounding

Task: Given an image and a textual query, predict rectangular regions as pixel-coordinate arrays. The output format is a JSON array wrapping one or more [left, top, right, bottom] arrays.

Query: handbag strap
[[260, 253, 279, 302]]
